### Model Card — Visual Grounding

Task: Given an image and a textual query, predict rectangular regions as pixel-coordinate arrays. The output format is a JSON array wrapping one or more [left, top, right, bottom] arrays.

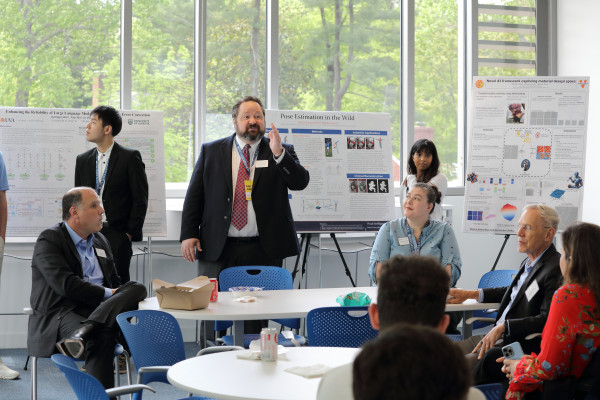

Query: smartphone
[[502, 341, 524, 360]]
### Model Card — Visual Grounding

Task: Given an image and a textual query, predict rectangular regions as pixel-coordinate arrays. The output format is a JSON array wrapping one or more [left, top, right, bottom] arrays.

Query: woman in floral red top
[[502, 222, 600, 399]]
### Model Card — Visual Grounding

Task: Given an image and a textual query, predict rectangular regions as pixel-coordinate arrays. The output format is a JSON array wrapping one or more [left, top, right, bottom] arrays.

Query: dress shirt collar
[[97, 142, 115, 159], [525, 245, 550, 271], [65, 222, 95, 249], [234, 135, 260, 156]]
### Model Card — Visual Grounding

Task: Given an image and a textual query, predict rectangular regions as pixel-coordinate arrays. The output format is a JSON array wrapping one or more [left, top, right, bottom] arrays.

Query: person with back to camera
[[501, 222, 600, 400], [318, 255, 486, 400], [353, 322, 472, 400], [403, 139, 448, 221], [369, 182, 461, 287]]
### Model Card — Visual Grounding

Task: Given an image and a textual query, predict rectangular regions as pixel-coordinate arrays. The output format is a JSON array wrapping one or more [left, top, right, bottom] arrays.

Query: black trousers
[[101, 225, 134, 283], [457, 334, 508, 385], [58, 282, 147, 388], [196, 237, 282, 278], [197, 237, 283, 343]]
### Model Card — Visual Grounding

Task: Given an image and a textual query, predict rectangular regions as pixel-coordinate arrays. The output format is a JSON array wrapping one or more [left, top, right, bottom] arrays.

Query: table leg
[[233, 320, 245, 347], [462, 310, 473, 338]]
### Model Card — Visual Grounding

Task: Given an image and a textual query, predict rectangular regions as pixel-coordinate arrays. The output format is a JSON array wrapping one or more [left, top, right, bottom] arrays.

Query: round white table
[[167, 347, 360, 400]]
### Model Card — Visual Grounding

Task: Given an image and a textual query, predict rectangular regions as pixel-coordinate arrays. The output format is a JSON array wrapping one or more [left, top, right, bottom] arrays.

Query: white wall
[[557, 0, 600, 224]]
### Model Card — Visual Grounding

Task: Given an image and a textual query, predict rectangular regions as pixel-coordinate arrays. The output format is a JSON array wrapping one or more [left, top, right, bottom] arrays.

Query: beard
[[237, 123, 265, 143]]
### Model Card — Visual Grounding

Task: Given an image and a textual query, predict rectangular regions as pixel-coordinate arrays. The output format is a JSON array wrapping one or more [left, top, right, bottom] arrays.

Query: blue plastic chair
[[473, 383, 504, 400], [468, 269, 518, 329], [24, 306, 132, 400], [216, 266, 305, 347], [306, 306, 378, 347], [116, 310, 211, 400], [51, 353, 156, 400]]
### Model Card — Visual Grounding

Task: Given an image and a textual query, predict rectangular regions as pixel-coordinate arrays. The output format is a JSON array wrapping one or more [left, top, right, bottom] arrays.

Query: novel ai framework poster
[[267, 110, 395, 232], [0, 107, 167, 237], [463, 76, 589, 234]]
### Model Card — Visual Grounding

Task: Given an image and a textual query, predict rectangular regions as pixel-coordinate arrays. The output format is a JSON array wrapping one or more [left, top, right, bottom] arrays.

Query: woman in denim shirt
[[369, 182, 462, 286]]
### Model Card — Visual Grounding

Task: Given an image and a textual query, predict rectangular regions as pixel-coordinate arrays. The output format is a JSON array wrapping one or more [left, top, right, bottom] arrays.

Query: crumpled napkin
[[235, 341, 288, 361], [284, 364, 332, 378], [336, 291, 371, 306], [233, 296, 257, 303]]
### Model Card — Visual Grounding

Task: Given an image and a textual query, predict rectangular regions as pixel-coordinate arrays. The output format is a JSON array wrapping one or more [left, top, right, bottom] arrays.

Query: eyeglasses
[[517, 224, 551, 232]]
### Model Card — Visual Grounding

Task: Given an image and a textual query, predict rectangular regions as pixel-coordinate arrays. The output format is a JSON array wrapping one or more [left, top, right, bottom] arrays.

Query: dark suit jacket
[[482, 243, 562, 350], [28, 222, 121, 357], [180, 133, 310, 262], [74, 142, 148, 242]]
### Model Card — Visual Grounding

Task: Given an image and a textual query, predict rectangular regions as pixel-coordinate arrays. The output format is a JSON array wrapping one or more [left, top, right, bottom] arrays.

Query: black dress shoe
[[56, 323, 95, 359]]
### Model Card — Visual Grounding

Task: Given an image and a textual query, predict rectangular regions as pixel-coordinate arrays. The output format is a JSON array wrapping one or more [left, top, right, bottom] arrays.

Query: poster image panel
[[0, 107, 167, 238], [267, 110, 394, 232], [464, 77, 589, 234]]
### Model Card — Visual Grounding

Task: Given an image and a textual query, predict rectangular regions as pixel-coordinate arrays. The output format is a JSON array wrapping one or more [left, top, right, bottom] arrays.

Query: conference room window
[[0, 1, 120, 109], [414, 0, 460, 185], [278, 0, 401, 161], [476, 0, 537, 76], [132, 0, 195, 183], [203, 0, 267, 149]]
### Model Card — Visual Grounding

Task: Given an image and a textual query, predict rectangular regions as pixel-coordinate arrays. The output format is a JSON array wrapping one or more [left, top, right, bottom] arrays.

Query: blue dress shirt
[[65, 223, 112, 299], [369, 217, 462, 286]]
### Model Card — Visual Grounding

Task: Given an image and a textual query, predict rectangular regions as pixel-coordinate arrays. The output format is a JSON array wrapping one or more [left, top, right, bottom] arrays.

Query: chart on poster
[[0, 107, 167, 237], [267, 109, 395, 232], [463, 76, 589, 234]]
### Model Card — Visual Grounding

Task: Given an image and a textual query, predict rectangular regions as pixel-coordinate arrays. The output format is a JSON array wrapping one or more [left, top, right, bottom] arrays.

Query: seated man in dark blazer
[[448, 204, 562, 385], [27, 187, 146, 389]]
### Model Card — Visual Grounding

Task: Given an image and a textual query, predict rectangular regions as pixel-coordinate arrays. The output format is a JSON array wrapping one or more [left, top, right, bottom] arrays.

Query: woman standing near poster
[[403, 139, 447, 221]]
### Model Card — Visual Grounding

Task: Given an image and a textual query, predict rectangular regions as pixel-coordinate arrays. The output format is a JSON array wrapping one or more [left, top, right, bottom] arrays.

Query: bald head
[[62, 187, 104, 238]]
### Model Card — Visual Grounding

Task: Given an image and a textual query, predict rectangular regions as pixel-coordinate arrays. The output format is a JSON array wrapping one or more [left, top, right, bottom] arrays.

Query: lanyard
[[95, 152, 109, 195], [235, 139, 260, 175], [403, 218, 425, 255]]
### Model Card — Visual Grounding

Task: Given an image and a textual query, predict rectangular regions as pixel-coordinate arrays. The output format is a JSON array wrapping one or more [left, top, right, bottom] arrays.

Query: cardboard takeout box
[[153, 276, 214, 310]]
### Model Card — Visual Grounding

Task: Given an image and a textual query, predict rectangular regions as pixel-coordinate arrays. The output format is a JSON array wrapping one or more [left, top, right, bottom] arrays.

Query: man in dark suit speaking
[[28, 187, 146, 389], [180, 96, 310, 278], [75, 105, 148, 283], [448, 204, 562, 384]]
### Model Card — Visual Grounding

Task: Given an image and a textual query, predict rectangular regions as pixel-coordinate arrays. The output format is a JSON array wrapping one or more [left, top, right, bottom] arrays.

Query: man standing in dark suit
[[448, 204, 562, 384], [180, 96, 309, 277], [28, 187, 146, 389], [75, 105, 148, 283]]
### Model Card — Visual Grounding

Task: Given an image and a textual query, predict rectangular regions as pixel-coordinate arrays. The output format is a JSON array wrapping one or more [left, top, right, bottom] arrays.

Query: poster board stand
[[292, 233, 357, 288], [491, 234, 511, 271]]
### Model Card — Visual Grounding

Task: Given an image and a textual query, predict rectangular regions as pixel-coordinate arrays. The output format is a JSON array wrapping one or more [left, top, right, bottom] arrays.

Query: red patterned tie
[[232, 144, 250, 230]]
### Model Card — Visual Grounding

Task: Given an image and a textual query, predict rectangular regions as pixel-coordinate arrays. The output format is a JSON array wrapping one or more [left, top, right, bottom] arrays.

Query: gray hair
[[523, 204, 559, 230]]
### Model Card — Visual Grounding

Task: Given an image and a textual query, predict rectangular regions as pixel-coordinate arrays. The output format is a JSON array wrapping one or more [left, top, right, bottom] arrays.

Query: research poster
[[267, 109, 395, 232], [0, 107, 167, 237], [463, 76, 589, 234]]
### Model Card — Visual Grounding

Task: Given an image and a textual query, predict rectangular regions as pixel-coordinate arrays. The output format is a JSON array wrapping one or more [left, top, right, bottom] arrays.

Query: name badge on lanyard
[[236, 140, 260, 202], [96, 153, 109, 195], [244, 180, 253, 201]]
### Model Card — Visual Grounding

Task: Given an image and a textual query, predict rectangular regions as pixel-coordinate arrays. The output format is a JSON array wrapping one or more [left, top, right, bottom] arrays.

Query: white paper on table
[[284, 364, 332, 378]]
